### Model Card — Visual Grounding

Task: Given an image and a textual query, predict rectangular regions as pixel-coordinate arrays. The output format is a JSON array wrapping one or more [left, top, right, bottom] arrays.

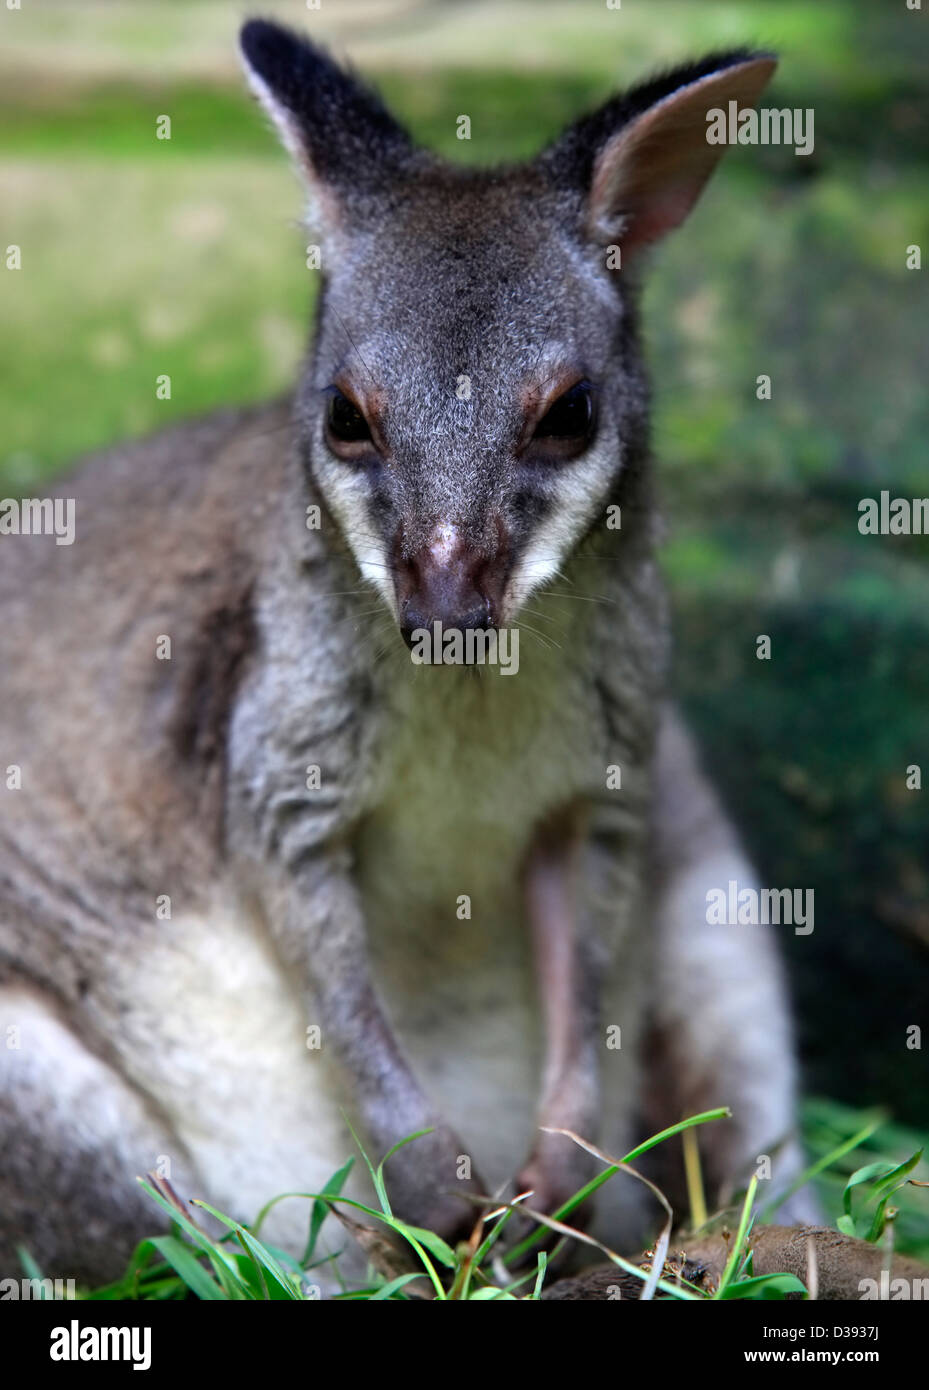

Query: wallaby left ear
[[239, 19, 415, 207], [545, 51, 777, 253]]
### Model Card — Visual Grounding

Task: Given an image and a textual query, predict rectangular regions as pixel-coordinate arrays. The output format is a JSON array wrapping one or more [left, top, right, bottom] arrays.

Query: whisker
[[542, 589, 618, 607], [331, 309, 376, 386], [519, 605, 569, 635], [314, 588, 377, 599], [515, 619, 560, 653]]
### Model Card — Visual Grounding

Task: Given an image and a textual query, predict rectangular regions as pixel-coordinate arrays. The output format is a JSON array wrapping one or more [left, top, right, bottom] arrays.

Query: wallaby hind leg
[[0, 985, 195, 1285], [644, 711, 818, 1225]]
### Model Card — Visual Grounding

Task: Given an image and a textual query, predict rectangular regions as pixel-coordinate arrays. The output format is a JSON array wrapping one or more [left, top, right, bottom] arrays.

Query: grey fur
[[0, 24, 814, 1286]]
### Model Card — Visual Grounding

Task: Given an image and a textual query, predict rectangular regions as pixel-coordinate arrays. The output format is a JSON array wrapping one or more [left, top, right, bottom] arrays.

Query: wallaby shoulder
[[0, 398, 296, 614], [0, 400, 299, 965]]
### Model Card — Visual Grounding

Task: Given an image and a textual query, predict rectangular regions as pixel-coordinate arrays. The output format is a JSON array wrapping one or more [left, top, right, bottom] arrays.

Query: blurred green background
[[1, 0, 928, 1246]]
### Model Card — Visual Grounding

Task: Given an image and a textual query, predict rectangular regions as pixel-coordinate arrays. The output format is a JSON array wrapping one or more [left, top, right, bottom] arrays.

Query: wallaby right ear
[[543, 50, 777, 255], [239, 19, 414, 212]]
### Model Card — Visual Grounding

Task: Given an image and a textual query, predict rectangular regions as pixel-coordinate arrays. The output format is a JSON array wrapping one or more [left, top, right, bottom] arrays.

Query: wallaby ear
[[239, 19, 414, 207], [544, 51, 777, 254]]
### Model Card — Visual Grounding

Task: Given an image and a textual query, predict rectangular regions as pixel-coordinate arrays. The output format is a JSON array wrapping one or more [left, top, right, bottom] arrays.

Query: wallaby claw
[[382, 1124, 486, 1248]]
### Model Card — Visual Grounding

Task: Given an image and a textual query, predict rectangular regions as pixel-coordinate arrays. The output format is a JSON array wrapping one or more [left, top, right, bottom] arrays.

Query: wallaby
[[0, 20, 815, 1288]]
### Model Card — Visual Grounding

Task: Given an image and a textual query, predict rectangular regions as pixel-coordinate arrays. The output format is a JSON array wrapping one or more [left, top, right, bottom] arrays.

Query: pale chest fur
[[360, 634, 610, 918]]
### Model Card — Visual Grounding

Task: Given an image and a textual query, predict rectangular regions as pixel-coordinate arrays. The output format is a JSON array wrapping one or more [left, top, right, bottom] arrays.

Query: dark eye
[[533, 380, 595, 447], [326, 389, 371, 444]]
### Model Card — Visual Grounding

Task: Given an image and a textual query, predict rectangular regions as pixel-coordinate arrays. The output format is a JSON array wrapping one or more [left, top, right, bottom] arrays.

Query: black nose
[[399, 596, 491, 649], [395, 529, 498, 650]]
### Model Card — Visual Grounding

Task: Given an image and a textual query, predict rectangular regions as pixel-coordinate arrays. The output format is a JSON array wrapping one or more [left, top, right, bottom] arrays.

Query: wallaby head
[[240, 20, 775, 644]]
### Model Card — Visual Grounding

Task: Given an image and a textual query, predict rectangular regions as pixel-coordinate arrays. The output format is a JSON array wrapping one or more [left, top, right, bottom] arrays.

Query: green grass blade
[[192, 1200, 303, 1300], [390, 1221, 456, 1270], [621, 1109, 732, 1164], [504, 1111, 729, 1269], [715, 1177, 758, 1298], [375, 1129, 440, 1219], [137, 1179, 249, 1299], [369, 1273, 425, 1301], [15, 1246, 47, 1290], [148, 1236, 227, 1301], [532, 1252, 548, 1300], [304, 1159, 355, 1265], [870, 1149, 923, 1203], [759, 1118, 881, 1222], [843, 1160, 896, 1218], [718, 1272, 807, 1300], [343, 1114, 390, 1215]]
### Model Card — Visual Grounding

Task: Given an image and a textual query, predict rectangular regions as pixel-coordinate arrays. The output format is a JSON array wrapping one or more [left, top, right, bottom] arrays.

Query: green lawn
[[2, 0, 925, 492]]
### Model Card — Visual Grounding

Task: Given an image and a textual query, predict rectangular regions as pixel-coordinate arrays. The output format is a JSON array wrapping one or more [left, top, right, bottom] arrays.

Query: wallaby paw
[[514, 1159, 592, 1225], [508, 1139, 597, 1259], [383, 1124, 486, 1247]]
